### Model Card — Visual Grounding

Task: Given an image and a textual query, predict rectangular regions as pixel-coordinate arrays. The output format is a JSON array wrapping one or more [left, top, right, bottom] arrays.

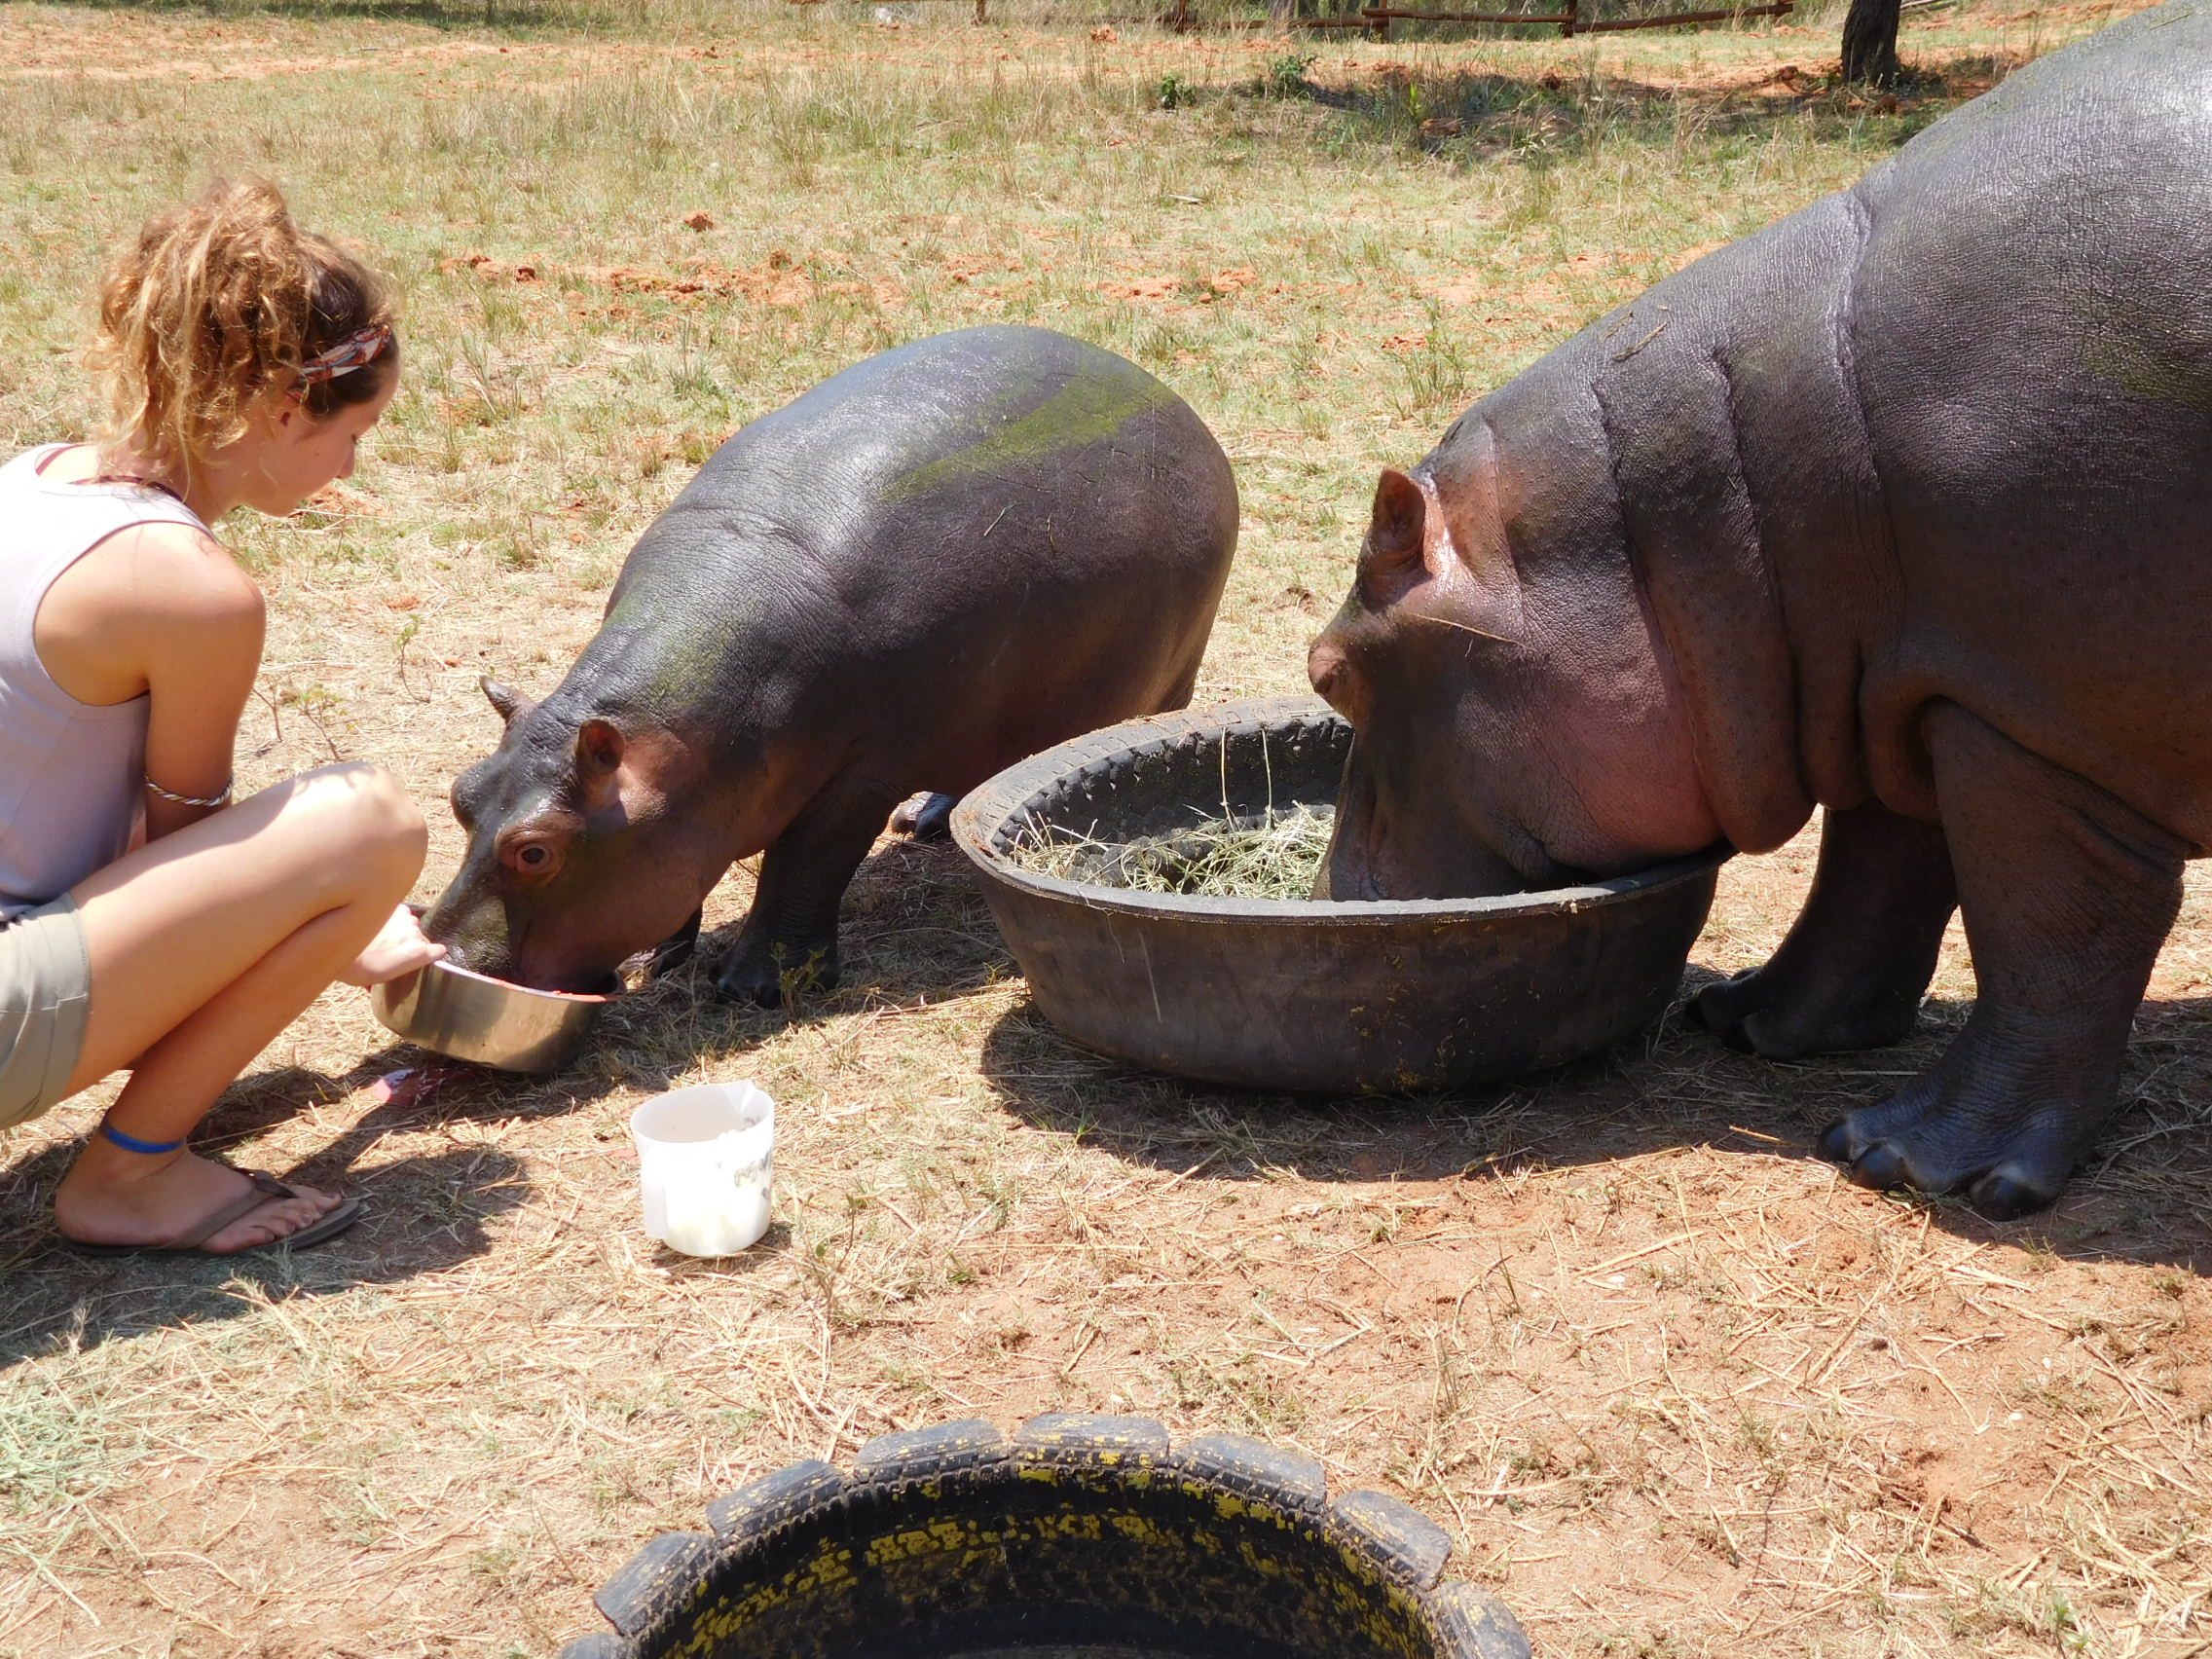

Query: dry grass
[[1011, 805, 1337, 897], [2, 0, 2208, 1654]]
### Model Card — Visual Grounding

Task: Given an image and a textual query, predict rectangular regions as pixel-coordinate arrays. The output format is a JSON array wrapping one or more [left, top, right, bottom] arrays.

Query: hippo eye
[[503, 835, 562, 877]]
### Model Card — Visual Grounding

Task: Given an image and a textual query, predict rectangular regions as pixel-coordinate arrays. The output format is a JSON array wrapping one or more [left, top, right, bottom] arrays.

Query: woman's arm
[[44, 516, 439, 984], [37, 517, 266, 841], [138, 559, 264, 841]]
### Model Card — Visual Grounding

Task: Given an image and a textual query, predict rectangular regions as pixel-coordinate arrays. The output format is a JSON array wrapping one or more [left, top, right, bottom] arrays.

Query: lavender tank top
[[0, 445, 209, 920]]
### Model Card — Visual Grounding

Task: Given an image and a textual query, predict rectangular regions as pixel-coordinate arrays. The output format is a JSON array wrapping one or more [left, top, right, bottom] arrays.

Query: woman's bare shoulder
[[36, 516, 262, 705], [83, 517, 263, 628]]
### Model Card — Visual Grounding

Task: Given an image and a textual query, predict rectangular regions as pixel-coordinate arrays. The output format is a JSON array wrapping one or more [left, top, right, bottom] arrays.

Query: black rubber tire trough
[[953, 695, 1726, 1093], [557, 1414, 1532, 1659]]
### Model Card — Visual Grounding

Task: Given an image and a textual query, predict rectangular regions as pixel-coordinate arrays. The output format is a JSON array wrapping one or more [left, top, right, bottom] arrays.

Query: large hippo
[[1306, 2, 2212, 1218], [427, 325, 1237, 1005]]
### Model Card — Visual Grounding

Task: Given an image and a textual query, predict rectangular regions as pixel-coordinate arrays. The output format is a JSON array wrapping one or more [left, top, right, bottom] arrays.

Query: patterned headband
[[299, 323, 394, 386]]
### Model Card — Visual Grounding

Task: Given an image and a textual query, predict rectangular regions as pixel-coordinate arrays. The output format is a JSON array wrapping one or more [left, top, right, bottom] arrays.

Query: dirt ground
[[1, 0, 2207, 1654]]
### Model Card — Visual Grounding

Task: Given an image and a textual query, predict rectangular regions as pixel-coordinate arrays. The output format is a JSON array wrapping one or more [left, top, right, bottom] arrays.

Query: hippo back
[[1405, 0, 2212, 852], [575, 325, 1237, 800], [1842, 0, 2212, 833]]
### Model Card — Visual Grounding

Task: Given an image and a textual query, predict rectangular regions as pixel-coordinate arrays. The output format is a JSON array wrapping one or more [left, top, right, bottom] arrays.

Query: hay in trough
[[1012, 804, 1336, 900]]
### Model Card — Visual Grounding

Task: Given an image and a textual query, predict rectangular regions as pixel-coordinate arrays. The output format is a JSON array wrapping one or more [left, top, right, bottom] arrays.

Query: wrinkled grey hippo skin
[[1307, 1, 2212, 1218], [426, 324, 1236, 1006]]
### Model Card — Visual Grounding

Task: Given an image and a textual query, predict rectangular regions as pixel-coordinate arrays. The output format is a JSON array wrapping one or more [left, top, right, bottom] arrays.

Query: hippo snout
[[419, 888, 516, 980]]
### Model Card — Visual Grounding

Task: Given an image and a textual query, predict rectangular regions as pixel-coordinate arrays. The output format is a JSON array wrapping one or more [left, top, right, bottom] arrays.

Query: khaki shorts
[[0, 895, 91, 1132]]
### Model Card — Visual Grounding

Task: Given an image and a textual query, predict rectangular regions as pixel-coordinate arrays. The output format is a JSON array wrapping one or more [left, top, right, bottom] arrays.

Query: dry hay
[[1010, 804, 1337, 900]]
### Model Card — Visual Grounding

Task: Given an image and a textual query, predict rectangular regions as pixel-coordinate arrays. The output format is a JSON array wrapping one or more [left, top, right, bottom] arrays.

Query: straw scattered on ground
[[2, 2, 2206, 1656]]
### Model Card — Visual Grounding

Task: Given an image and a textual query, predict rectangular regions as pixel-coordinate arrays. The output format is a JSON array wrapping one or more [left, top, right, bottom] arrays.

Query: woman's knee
[[285, 764, 428, 888]]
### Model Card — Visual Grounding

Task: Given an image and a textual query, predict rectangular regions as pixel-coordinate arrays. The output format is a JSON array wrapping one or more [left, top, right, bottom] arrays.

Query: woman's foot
[[55, 1143, 343, 1252]]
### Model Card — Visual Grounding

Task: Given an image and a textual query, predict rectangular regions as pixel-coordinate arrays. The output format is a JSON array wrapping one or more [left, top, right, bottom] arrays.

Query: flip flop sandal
[[65, 1170, 366, 1257]]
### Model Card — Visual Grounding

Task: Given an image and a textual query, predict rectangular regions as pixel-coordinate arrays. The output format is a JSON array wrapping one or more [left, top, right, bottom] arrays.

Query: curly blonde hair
[[88, 177, 397, 488]]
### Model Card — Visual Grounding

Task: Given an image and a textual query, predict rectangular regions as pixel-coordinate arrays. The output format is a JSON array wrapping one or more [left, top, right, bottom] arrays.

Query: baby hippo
[[425, 324, 1237, 1004]]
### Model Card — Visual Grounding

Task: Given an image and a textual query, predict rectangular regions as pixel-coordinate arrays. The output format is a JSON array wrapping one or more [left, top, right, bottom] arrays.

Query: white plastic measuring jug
[[628, 1082, 776, 1257]]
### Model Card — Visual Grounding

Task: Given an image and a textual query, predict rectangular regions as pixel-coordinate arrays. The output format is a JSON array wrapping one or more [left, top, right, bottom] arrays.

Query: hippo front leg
[[1818, 702, 2186, 1220], [1694, 803, 1958, 1057], [717, 780, 900, 1008], [647, 908, 704, 978]]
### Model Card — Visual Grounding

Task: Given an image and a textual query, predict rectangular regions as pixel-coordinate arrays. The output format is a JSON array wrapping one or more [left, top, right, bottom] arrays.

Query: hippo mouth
[[1319, 813, 1390, 902], [1327, 742, 1568, 903], [520, 945, 633, 997], [439, 927, 628, 999], [1320, 755, 1412, 902]]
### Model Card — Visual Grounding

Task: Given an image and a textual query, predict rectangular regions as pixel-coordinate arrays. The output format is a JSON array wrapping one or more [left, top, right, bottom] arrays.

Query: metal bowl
[[954, 696, 1728, 1094], [371, 958, 610, 1074]]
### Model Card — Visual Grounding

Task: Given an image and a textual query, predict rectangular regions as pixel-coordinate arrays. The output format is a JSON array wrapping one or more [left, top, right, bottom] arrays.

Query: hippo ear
[[1358, 468, 1432, 604], [575, 719, 627, 810], [481, 677, 533, 728]]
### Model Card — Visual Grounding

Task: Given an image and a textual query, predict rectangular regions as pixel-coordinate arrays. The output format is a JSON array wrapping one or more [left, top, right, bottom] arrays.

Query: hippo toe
[[714, 936, 838, 1009], [1822, 1110, 2074, 1222], [1692, 964, 1930, 1060], [1815, 1018, 2103, 1219]]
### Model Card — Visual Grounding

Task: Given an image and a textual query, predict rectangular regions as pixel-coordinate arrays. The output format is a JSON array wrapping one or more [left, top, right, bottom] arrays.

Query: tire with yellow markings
[[558, 1414, 1530, 1659]]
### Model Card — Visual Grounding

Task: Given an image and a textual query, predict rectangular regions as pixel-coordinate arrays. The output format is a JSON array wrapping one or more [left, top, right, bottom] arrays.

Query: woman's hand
[[341, 903, 447, 988]]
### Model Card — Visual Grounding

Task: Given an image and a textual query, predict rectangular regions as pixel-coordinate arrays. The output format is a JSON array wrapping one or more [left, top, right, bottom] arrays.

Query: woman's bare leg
[[52, 764, 427, 1251]]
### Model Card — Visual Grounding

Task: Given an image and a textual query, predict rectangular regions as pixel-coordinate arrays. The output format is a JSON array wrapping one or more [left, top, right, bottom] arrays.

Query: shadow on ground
[[0, 1033, 637, 1368], [0, 835, 1007, 1368], [0, 1140, 529, 1369], [981, 972, 2212, 1273], [40, 0, 593, 30], [1232, 54, 1995, 164], [682, 836, 1013, 1022]]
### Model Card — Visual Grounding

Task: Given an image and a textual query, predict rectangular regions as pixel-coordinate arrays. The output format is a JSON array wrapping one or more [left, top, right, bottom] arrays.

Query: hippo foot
[[1691, 963, 1925, 1059], [714, 938, 840, 1009], [1693, 803, 1956, 1060], [891, 792, 958, 842], [1813, 1010, 2110, 1221], [646, 908, 705, 980]]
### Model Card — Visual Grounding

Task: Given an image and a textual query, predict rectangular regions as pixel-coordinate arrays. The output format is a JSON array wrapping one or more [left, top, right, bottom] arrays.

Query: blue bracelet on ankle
[[100, 1120, 188, 1156]]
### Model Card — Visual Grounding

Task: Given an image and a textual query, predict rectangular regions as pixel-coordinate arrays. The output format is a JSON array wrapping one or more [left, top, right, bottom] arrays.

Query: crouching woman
[[1, 179, 442, 1254]]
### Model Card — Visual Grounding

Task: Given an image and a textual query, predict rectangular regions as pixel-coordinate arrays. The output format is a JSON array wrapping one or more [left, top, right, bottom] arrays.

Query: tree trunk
[[1841, 0, 1902, 85]]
